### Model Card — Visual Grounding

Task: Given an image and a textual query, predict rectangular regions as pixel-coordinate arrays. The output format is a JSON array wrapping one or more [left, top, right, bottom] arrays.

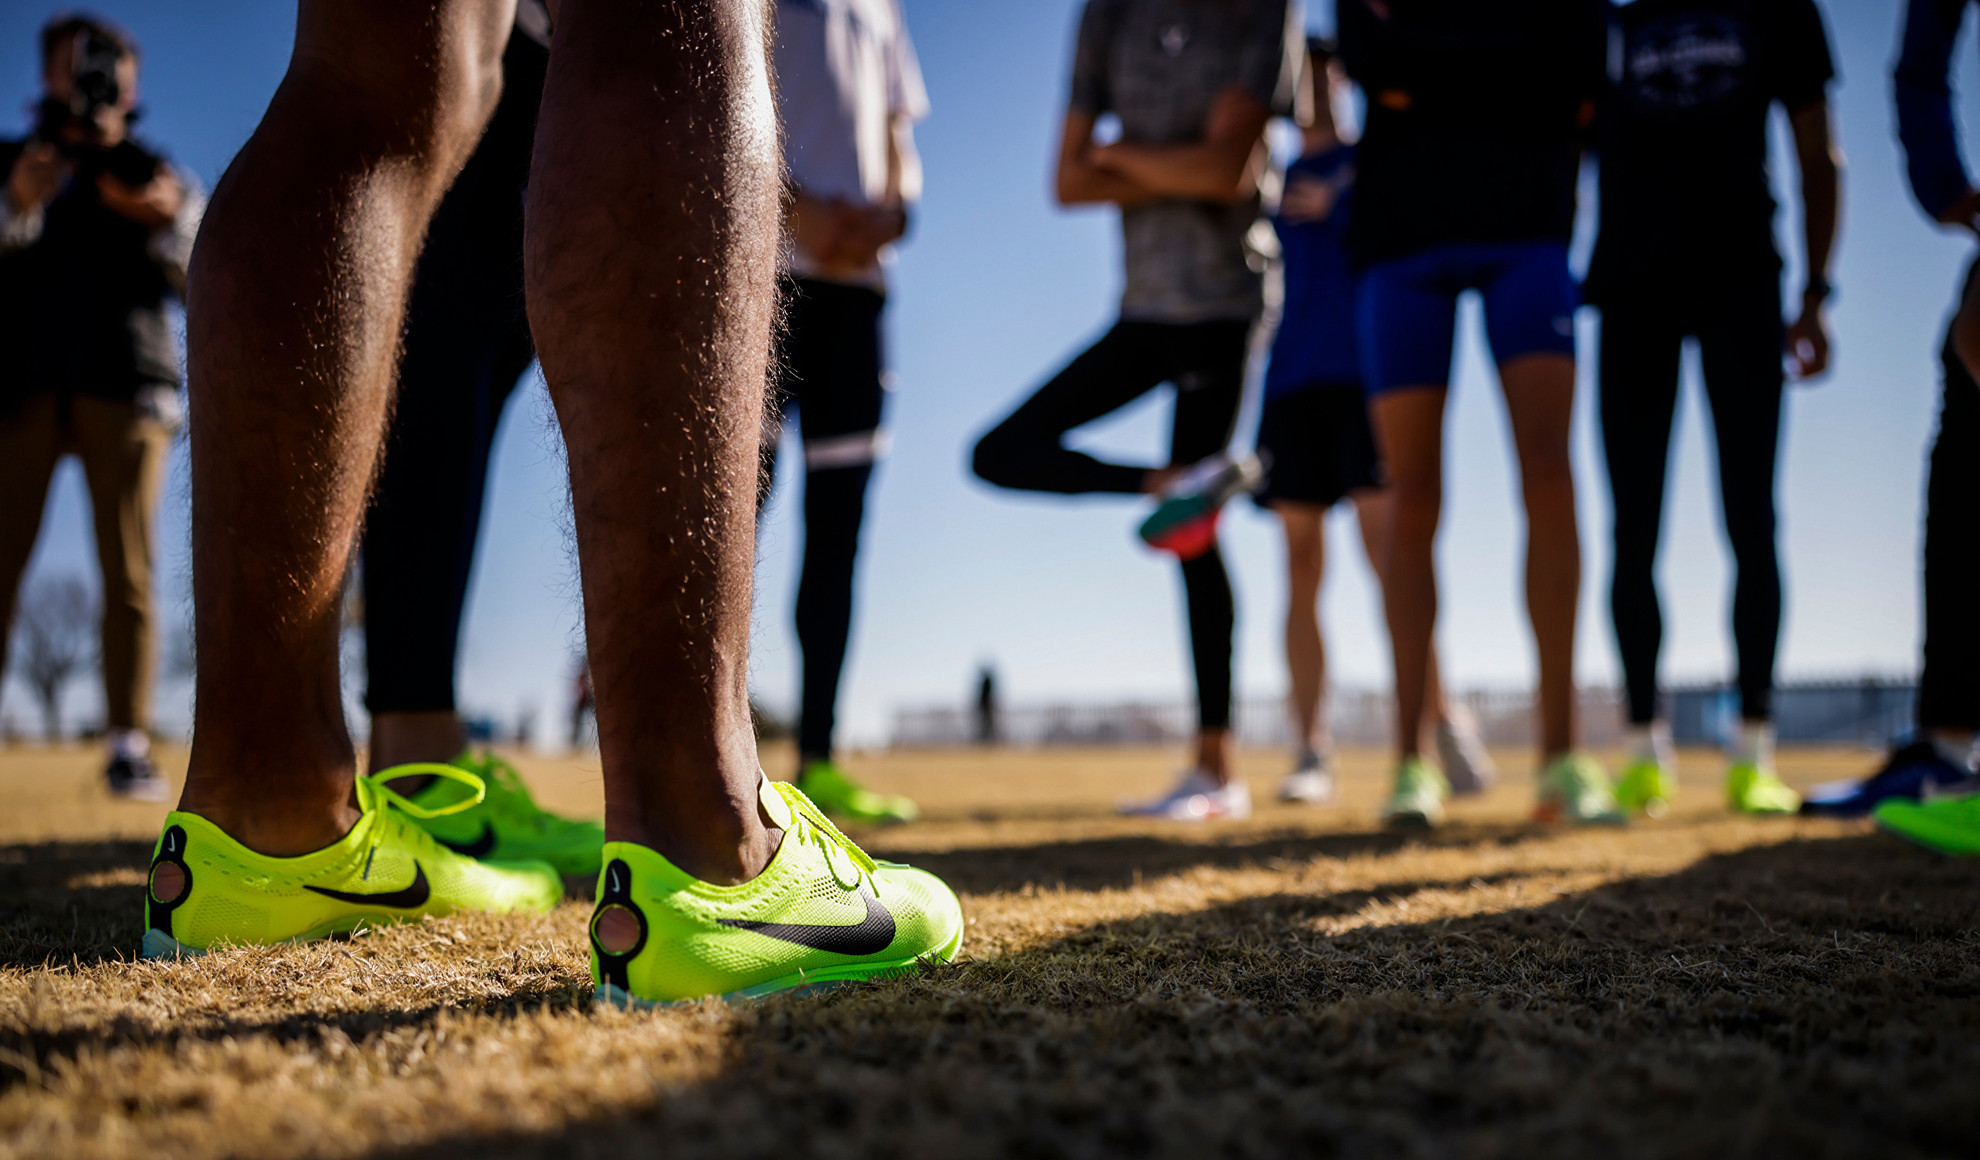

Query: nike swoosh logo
[[304, 863, 431, 909], [435, 823, 496, 858], [717, 886, 896, 956]]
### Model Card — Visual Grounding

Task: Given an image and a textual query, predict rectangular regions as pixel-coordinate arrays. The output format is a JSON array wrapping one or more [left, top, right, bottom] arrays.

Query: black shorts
[[1253, 382, 1384, 509]]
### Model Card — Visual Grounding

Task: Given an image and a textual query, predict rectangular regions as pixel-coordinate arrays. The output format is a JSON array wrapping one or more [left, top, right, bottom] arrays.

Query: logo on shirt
[[1624, 14, 1750, 113]]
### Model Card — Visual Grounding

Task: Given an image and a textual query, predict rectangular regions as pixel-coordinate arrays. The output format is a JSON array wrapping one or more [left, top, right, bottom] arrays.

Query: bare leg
[[1498, 353, 1582, 762], [1194, 728, 1235, 782], [1352, 486, 1450, 753], [1367, 389, 1447, 762], [526, 0, 781, 885], [1275, 502, 1329, 757], [177, 1, 513, 855]]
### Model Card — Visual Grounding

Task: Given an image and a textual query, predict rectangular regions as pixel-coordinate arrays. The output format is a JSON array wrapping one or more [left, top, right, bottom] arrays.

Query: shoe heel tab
[[760, 774, 796, 830]]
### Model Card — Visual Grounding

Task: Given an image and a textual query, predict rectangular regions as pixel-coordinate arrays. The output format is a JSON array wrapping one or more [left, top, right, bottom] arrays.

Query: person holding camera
[[0, 15, 201, 799]]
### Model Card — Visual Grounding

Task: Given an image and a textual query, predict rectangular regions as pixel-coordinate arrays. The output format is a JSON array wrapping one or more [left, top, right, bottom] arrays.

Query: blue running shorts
[[1355, 240, 1578, 396]]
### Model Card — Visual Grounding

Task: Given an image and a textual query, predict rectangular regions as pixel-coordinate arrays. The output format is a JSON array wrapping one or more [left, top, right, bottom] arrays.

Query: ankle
[[1925, 728, 1978, 768], [1624, 721, 1673, 766], [1730, 719, 1775, 768], [175, 792, 360, 857]]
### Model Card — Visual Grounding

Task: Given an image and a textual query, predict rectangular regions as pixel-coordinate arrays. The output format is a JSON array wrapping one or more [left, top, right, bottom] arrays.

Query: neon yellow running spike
[[141, 763, 562, 958], [796, 760, 919, 824], [1725, 761, 1800, 815], [592, 777, 962, 1006], [1379, 756, 1448, 829], [1536, 752, 1625, 825], [401, 751, 605, 877], [1614, 758, 1677, 818]]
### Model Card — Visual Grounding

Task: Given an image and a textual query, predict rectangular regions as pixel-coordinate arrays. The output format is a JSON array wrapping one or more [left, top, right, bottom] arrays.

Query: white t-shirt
[[776, 0, 929, 284]]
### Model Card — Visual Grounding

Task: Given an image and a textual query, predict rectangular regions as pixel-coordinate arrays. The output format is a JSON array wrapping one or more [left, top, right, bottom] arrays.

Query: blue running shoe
[[1800, 742, 1978, 818]]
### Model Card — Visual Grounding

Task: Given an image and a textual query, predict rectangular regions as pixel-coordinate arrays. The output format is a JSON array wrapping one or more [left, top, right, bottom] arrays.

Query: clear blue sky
[[1, 1, 1971, 750]]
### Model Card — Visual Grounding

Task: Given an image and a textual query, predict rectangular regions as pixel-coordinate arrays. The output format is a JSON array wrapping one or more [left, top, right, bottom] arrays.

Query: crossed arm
[[1053, 85, 1273, 208]]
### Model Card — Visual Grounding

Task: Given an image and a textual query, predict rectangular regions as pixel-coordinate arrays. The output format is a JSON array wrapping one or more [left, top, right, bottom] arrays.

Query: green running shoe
[[1725, 761, 1800, 815], [795, 760, 919, 824], [1614, 758, 1677, 818], [1379, 756, 1448, 828], [401, 751, 605, 877], [1536, 753, 1624, 825], [141, 763, 562, 958], [1875, 792, 1980, 856], [591, 776, 963, 1006]]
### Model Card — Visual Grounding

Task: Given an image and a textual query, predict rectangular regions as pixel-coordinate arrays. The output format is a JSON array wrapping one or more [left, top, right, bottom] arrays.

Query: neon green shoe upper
[[402, 751, 605, 877], [1876, 793, 1980, 856], [591, 777, 962, 1005], [1614, 758, 1677, 817], [1380, 756, 1449, 828], [795, 760, 919, 824], [142, 764, 562, 958], [1726, 761, 1800, 815], [1537, 753, 1624, 825]]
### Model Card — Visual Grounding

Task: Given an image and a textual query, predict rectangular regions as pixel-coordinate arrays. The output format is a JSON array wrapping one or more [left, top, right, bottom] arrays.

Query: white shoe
[[1119, 769, 1252, 821], [1436, 704, 1496, 797], [1277, 757, 1336, 805]]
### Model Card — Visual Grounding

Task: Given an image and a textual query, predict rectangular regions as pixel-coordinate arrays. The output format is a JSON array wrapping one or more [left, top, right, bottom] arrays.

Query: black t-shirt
[[1585, 0, 1835, 302], [0, 135, 180, 403], [1338, 0, 1607, 267]]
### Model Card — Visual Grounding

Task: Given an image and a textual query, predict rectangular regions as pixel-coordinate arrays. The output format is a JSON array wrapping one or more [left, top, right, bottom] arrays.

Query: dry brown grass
[[0, 743, 1974, 1159]]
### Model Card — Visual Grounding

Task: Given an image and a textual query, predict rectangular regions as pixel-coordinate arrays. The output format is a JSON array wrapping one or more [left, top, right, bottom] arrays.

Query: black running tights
[[363, 33, 543, 714], [972, 319, 1248, 731], [1920, 261, 1980, 732], [1600, 291, 1785, 725]]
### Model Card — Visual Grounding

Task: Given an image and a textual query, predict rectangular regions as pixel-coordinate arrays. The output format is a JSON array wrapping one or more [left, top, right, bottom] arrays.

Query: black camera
[[33, 26, 157, 188]]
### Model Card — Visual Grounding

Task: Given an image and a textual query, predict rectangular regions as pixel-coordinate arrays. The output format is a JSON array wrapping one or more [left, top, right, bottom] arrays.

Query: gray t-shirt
[[1070, 0, 1301, 323]]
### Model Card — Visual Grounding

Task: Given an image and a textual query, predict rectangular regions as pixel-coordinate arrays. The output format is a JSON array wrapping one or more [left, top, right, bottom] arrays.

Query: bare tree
[[12, 576, 98, 741]]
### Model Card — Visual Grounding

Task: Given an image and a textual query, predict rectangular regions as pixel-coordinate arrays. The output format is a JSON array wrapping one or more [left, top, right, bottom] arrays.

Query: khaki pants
[[0, 393, 170, 732]]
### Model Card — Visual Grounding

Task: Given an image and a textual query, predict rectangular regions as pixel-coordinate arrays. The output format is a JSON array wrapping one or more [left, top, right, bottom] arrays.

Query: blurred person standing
[[973, 0, 1303, 823], [357, 4, 604, 878], [1589, 0, 1840, 819], [1816, 0, 1980, 844], [1254, 35, 1494, 809], [765, 0, 928, 824], [1338, 0, 1611, 829], [0, 14, 200, 799]]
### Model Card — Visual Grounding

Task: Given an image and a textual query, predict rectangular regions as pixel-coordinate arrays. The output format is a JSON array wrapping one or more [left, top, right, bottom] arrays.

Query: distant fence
[[891, 677, 1915, 751]]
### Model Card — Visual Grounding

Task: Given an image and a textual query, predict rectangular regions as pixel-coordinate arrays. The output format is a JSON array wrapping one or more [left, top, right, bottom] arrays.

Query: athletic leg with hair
[[177, 0, 516, 856], [526, 0, 783, 883]]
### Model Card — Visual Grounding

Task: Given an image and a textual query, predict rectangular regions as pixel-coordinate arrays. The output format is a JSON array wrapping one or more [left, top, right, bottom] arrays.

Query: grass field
[[0, 742, 1975, 1159]]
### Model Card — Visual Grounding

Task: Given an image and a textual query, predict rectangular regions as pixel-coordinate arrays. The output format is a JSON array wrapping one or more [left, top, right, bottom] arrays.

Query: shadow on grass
[[0, 839, 154, 969], [869, 820, 1546, 894], [6, 828, 1980, 1157], [384, 831, 1978, 1160]]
